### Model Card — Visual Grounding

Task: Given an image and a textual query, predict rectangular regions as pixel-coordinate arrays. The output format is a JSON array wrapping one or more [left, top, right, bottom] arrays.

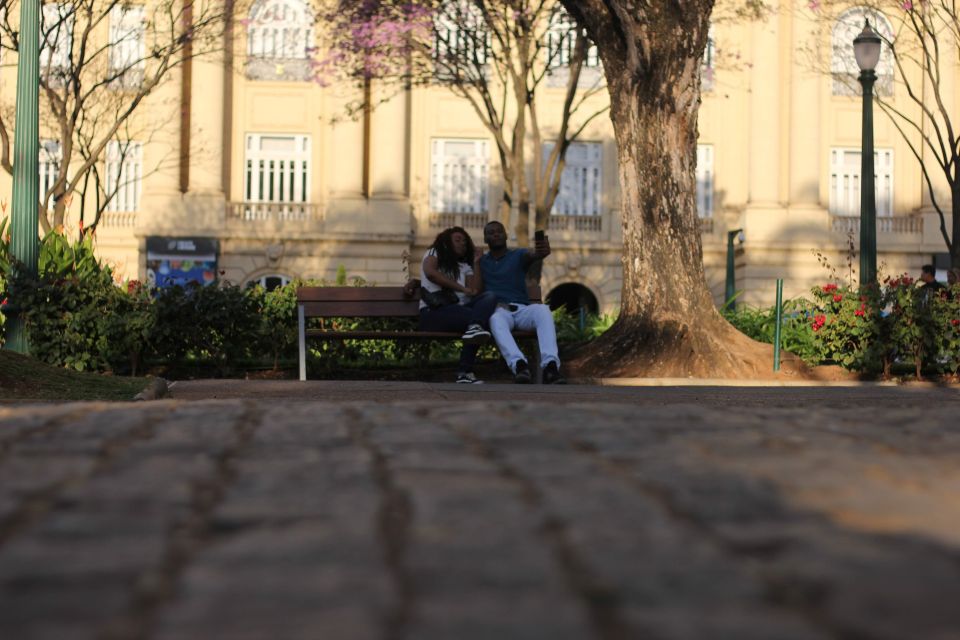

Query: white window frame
[[109, 5, 146, 82], [433, 2, 489, 69], [829, 147, 893, 217], [105, 141, 143, 212], [40, 139, 63, 203], [831, 8, 894, 96], [429, 138, 489, 214], [247, 0, 314, 60], [544, 141, 602, 217], [244, 134, 311, 204], [696, 144, 714, 218], [545, 7, 599, 70], [700, 26, 715, 92], [40, 3, 74, 77]]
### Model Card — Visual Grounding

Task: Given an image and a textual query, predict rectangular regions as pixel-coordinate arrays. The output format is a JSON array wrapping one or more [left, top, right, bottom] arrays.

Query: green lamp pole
[[725, 228, 743, 310], [854, 20, 882, 287], [4, 0, 41, 353]]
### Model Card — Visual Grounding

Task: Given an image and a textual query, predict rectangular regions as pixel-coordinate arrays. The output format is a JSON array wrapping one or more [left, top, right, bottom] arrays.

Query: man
[[479, 221, 565, 384], [919, 264, 946, 305], [919, 264, 944, 290]]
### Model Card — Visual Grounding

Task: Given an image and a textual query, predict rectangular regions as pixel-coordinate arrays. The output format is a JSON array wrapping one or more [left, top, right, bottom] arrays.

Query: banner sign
[[146, 237, 219, 289]]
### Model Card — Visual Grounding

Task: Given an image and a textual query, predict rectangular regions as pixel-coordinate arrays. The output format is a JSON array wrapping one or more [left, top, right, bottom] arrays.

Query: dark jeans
[[419, 291, 498, 372]]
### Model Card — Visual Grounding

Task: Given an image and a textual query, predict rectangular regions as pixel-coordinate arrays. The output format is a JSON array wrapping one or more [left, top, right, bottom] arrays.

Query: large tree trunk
[[564, 0, 797, 378]]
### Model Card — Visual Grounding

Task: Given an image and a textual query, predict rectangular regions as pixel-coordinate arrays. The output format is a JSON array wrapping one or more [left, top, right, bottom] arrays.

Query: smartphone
[[534, 230, 545, 242]]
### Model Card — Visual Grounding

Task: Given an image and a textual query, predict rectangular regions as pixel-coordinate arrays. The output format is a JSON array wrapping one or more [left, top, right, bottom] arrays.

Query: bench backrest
[[297, 287, 420, 318], [296, 282, 543, 318]]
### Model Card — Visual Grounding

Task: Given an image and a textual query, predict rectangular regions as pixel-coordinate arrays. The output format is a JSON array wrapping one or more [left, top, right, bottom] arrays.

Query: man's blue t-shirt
[[480, 249, 529, 304]]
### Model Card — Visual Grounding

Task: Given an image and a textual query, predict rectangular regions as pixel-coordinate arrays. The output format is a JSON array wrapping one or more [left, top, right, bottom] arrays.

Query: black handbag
[[421, 287, 460, 309]]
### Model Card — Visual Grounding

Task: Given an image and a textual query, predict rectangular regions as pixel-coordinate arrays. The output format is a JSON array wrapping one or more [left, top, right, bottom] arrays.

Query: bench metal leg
[[298, 304, 307, 382], [531, 338, 542, 384]]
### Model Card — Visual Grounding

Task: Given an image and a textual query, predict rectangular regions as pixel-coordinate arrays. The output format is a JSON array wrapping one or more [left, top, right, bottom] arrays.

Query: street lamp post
[[854, 20, 882, 287], [3, 0, 41, 353], [725, 228, 744, 310]]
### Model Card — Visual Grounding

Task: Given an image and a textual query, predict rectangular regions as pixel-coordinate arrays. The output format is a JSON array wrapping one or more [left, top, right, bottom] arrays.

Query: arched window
[[246, 274, 291, 291], [831, 8, 894, 96], [246, 0, 315, 80]]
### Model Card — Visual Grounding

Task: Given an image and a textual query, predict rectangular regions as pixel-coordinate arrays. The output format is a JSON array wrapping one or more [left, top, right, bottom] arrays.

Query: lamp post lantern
[[3, 0, 41, 353], [854, 19, 882, 287]]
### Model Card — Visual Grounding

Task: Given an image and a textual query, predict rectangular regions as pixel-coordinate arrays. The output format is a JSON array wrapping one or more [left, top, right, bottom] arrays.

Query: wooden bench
[[296, 285, 539, 381]]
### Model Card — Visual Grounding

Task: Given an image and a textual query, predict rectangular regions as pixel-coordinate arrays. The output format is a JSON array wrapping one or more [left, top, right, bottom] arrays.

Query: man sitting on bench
[[479, 221, 565, 385]]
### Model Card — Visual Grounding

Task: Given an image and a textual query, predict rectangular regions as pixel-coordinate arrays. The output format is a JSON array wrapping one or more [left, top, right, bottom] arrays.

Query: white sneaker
[[461, 324, 491, 344], [456, 372, 484, 384]]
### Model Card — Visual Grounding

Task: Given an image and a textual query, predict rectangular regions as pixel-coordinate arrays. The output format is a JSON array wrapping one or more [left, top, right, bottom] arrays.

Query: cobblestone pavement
[[1, 387, 959, 639]]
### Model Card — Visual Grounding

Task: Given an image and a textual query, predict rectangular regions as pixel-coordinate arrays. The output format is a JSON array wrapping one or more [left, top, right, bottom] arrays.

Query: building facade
[[0, 1, 953, 313]]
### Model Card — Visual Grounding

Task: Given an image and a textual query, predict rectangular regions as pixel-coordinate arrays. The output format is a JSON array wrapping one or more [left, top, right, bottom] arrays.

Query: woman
[[419, 226, 498, 384]]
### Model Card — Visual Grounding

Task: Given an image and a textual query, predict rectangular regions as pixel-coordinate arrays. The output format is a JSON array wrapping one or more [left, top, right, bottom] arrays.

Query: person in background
[[479, 221, 565, 384], [418, 227, 497, 384], [947, 267, 959, 287]]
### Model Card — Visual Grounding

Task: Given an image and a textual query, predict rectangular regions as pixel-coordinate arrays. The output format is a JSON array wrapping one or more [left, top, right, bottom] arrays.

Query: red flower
[[855, 309, 865, 317], [0, 298, 7, 306], [833, 294, 843, 302], [952, 319, 960, 327], [822, 283, 838, 293], [126, 280, 142, 295]]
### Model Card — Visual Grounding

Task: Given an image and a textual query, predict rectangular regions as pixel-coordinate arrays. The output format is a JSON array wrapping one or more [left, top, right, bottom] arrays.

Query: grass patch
[[0, 350, 148, 401]]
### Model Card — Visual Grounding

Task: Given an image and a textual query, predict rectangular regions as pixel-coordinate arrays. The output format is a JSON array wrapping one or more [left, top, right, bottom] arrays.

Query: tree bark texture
[[562, 0, 799, 378]]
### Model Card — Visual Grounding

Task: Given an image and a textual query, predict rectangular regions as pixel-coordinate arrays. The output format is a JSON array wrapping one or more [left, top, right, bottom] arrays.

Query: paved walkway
[[1, 383, 959, 639]]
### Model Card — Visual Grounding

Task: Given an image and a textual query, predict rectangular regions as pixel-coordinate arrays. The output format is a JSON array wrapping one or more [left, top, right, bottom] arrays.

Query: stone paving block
[[0, 535, 167, 580], [0, 455, 95, 496], [622, 606, 828, 640], [0, 582, 132, 640], [153, 603, 382, 640], [408, 591, 594, 640]]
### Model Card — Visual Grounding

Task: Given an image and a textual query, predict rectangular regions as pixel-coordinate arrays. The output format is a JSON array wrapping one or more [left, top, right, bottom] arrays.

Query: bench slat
[[301, 301, 420, 317], [298, 287, 416, 302]]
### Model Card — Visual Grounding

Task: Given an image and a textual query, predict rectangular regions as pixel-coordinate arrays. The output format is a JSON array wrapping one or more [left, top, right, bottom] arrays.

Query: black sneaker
[[543, 362, 566, 385], [456, 372, 483, 384], [461, 324, 492, 344], [513, 360, 532, 384]]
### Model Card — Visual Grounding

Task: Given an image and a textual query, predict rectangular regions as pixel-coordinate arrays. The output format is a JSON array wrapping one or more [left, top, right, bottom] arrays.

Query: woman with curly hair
[[419, 226, 498, 383]]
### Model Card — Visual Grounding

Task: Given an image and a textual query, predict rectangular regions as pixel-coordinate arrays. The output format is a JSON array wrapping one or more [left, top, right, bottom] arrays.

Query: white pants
[[489, 304, 560, 372]]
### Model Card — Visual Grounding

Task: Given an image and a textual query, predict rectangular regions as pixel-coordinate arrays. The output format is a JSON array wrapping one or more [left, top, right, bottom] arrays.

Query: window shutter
[[829, 147, 894, 217], [430, 138, 489, 214], [545, 141, 602, 216]]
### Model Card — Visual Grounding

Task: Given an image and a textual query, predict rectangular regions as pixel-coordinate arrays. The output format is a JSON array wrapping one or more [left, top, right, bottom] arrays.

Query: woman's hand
[[461, 286, 478, 297], [473, 247, 484, 262]]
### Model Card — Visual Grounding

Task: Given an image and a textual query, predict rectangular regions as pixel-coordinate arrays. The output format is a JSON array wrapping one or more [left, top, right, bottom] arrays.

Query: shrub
[[2, 227, 124, 371], [807, 276, 960, 378], [723, 298, 820, 365], [809, 282, 885, 373]]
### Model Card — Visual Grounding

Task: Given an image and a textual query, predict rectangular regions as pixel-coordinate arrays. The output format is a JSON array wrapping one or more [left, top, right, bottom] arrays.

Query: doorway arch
[[546, 282, 599, 315]]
